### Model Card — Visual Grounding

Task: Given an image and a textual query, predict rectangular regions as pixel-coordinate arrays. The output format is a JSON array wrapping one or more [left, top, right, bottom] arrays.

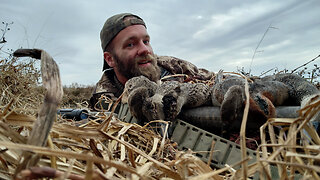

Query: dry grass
[[61, 84, 95, 109], [0, 54, 94, 112], [0, 56, 44, 115], [1, 97, 318, 179], [0, 102, 220, 179], [0, 51, 320, 179], [245, 94, 320, 179]]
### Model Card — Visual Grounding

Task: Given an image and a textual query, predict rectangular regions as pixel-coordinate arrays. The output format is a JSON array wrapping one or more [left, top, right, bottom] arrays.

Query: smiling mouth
[[138, 60, 151, 65]]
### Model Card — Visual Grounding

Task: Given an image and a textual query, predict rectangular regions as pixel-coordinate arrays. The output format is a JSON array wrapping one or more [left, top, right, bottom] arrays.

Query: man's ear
[[104, 52, 115, 68]]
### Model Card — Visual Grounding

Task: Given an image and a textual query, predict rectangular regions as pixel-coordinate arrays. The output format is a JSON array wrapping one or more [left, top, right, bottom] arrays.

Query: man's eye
[[127, 43, 134, 47], [143, 40, 149, 45]]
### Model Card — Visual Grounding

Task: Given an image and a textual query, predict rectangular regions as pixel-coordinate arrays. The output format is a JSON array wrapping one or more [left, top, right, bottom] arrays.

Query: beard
[[113, 53, 161, 83]]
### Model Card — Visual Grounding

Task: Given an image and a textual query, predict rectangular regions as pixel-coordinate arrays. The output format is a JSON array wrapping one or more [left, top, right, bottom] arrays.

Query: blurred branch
[[259, 67, 277, 77], [291, 54, 320, 73], [0, 21, 13, 44], [249, 23, 278, 74]]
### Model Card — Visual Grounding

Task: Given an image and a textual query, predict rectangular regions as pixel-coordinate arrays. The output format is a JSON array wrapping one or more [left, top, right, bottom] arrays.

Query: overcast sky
[[1, 0, 319, 85]]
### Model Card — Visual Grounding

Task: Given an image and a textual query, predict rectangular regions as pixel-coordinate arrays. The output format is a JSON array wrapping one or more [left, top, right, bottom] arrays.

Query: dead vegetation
[[0, 55, 44, 115], [61, 84, 95, 109], [0, 48, 320, 179]]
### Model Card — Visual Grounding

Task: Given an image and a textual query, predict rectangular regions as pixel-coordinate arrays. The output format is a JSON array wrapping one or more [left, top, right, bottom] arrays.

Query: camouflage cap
[[100, 13, 146, 71]]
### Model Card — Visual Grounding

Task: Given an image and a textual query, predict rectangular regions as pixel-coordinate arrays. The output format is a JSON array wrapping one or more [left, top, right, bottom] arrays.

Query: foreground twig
[[12, 49, 63, 177], [291, 54, 320, 73]]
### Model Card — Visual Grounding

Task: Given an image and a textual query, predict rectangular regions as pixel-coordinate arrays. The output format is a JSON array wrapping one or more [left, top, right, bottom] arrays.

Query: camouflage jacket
[[89, 55, 215, 109]]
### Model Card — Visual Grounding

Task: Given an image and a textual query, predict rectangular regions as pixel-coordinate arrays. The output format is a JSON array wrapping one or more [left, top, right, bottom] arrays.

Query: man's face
[[105, 25, 160, 83]]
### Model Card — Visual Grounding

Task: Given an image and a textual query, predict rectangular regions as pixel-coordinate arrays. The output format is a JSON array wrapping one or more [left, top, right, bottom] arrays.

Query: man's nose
[[137, 41, 151, 56]]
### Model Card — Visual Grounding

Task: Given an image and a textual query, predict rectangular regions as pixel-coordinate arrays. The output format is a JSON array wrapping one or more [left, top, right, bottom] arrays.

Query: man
[[89, 13, 214, 109], [90, 13, 319, 141]]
